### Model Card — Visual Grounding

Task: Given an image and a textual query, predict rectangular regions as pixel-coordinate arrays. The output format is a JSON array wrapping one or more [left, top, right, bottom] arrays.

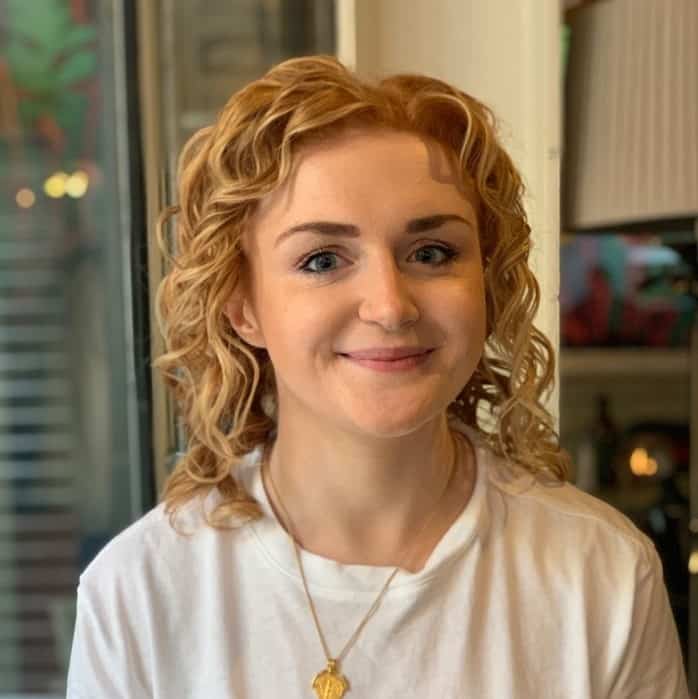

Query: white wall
[[336, 0, 563, 421]]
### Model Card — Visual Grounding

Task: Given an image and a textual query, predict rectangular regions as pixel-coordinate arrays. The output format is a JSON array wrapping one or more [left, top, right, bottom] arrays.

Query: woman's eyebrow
[[274, 214, 472, 248]]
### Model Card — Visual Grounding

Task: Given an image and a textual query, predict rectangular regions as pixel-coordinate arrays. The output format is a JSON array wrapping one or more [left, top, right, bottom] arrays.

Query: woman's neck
[[261, 418, 477, 571]]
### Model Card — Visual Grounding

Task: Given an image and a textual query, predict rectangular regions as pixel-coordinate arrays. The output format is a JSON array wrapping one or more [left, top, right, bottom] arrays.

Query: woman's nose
[[357, 255, 420, 331]]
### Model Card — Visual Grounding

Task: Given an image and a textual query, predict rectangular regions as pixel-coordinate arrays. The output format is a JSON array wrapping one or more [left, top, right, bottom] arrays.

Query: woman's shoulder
[[76, 504, 167, 599], [77, 487, 236, 594], [481, 444, 657, 570]]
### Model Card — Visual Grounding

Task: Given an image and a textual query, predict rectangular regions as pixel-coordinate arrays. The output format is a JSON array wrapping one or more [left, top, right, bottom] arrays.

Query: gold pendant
[[311, 659, 349, 698]]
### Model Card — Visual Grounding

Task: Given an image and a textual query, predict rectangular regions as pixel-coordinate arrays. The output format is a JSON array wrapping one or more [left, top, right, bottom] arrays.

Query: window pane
[[0, 0, 149, 694]]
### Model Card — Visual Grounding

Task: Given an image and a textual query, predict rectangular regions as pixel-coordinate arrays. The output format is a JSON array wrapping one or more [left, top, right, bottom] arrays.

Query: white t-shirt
[[67, 419, 689, 698]]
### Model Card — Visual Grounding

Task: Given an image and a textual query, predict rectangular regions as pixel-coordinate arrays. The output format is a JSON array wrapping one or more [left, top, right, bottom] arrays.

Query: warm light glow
[[629, 447, 657, 477], [16, 188, 35, 208], [630, 448, 648, 475], [65, 170, 89, 198], [689, 551, 698, 575], [44, 171, 68, 198]]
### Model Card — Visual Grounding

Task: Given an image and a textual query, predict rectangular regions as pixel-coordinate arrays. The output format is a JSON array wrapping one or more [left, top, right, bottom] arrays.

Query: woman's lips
[[341, 346, 434, 360], [339, 349, 435, 372]]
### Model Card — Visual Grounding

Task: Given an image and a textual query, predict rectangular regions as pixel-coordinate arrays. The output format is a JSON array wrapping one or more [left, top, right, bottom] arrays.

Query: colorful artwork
[[561, 234, 696, 347]]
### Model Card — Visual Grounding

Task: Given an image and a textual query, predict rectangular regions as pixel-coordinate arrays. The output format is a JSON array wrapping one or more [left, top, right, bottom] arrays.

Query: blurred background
[[0, 0, 695, 695]]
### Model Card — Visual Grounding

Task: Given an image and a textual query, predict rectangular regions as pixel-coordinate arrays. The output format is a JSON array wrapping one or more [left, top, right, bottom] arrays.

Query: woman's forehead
[[251, 129, 477, 230]]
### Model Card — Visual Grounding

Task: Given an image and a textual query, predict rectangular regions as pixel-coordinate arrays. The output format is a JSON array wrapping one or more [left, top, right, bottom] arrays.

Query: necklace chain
[[262, 431, 463, 670]]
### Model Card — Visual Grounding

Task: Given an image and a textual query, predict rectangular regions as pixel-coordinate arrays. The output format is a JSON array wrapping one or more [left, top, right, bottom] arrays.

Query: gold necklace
[[262, 431, 462, 698]]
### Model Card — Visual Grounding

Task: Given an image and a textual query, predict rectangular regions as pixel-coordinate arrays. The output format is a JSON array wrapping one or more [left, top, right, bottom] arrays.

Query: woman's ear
[[224, 290, 266, 349]]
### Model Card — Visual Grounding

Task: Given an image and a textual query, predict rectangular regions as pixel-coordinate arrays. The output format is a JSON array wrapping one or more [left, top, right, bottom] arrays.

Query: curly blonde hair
[[154, 54, 570, 532]]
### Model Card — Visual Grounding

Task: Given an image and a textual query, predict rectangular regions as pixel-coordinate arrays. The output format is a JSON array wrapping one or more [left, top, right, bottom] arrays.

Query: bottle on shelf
[[593, 394, 619, 490], [574, 393, 619, 493]]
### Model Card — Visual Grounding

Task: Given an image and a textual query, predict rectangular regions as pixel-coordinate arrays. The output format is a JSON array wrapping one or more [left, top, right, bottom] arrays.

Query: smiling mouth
[[337, 349, 436, 373], [339, 348, 435, 361], [342, 350, 432, 359]]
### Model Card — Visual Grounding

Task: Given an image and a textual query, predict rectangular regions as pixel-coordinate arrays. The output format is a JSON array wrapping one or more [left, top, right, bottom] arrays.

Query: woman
[[66, 55, 689, 698]]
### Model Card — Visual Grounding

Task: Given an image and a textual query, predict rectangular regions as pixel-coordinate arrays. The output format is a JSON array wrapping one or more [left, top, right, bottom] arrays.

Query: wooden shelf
[[560, 348, 690, 377]]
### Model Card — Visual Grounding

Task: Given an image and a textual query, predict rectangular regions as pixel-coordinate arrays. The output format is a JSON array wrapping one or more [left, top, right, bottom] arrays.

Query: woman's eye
[[299, 250, 342, 275], [298, 244, 459, 276]]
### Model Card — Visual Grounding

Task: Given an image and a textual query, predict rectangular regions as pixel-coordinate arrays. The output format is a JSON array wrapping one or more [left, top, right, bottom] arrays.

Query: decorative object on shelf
[[618, 422, 689, 490], [574, 432, 598, 493], [560, 233, 696, 347], [574, 393, 619, 492], [594, 394, 618, 490]]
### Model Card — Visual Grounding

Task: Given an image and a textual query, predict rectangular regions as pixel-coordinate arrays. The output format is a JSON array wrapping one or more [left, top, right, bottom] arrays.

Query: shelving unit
[[562, 2, 697, 686], [560, 348, 690, 377]]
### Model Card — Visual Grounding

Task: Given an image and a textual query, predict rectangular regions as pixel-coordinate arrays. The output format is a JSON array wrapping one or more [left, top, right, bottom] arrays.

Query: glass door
[[0, 0, 151, 694]]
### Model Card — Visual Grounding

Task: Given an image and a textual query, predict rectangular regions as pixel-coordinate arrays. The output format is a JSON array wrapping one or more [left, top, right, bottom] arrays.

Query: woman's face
[[227, 128, 486, 437]]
